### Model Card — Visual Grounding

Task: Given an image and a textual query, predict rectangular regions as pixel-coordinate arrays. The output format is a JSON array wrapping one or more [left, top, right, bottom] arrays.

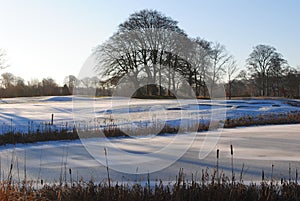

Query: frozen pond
[[0, 124, 299, 183]]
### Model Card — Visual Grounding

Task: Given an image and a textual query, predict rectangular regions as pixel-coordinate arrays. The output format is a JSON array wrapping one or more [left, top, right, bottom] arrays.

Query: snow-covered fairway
[[0, 124, 299, 183]]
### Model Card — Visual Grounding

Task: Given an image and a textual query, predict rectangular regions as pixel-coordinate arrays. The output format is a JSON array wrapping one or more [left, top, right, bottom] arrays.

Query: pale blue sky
[[0, 0, 299, 84]]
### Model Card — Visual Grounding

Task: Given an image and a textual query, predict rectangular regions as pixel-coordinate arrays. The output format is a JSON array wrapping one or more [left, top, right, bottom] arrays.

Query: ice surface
[[0, 124, 299, 183]]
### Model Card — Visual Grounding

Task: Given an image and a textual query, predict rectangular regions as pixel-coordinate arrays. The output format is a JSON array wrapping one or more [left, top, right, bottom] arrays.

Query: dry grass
[[0, 169, 299, 201], [224, 112, 300, 128], [1, 144, 300, 200]]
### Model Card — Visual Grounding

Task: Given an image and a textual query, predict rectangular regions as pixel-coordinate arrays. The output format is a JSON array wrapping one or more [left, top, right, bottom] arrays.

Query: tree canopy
[[247, 44, 288, 96], [1, 10, 299, 99], [93, 9, 231, 98]]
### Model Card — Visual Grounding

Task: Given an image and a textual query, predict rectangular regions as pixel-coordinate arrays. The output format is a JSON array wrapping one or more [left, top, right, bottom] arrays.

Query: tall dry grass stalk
[[104, 147, 111, 188]]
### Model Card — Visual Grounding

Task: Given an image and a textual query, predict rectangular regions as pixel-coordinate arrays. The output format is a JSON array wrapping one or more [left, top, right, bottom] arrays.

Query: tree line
[[93, 10, 234, 98], [1, 9, 300, 99], [93, 9, 300, 98], [0, 73, 70, 98], [0, 72, 114, 98]]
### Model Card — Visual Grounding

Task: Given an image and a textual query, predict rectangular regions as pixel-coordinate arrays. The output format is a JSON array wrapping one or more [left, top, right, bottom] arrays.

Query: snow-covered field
[[1, 96, 300, 134], [0, 96, 300, 183]]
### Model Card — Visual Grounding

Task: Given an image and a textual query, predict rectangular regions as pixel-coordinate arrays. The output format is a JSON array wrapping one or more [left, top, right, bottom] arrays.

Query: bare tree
[[177, 37, 212, 97], [208, 42, 232, 97], [1, 72, 15, 88], [0, 49, 9, 98], [225, 59, 238, 99], [42, 78, 58, 96], [64, 75, 79, 93], [79, 76, 100, 88], [94, 9, 188, 97], [194, 38, 212, 97], [280, 66, 300, 97], [246, 44, 287, 96], [94, 33, 142, 90]]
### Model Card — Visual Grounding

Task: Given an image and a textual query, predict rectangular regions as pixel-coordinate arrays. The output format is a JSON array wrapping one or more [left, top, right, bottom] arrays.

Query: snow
[[0, 124, 299, 183], [1, 96, 300, 183], [1, 96, 300, 135]]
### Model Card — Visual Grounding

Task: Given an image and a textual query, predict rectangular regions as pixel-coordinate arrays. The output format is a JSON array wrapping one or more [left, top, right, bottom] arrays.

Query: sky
[[0, 0, 299, 85]]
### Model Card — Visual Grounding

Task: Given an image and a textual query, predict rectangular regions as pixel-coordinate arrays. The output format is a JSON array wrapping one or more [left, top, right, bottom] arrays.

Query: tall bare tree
[[94, 9, 188, 97], [193, 38, 212, 97], [208, 42, 232, 97], [247, 44, 287, 96], [177, 37, 212, 97], [225, 59, 238, 99]]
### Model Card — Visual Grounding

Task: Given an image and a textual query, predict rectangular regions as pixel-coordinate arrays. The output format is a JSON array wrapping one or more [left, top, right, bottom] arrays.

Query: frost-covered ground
[[1, 96, 300, 134], [0, 96, 300, 183]]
